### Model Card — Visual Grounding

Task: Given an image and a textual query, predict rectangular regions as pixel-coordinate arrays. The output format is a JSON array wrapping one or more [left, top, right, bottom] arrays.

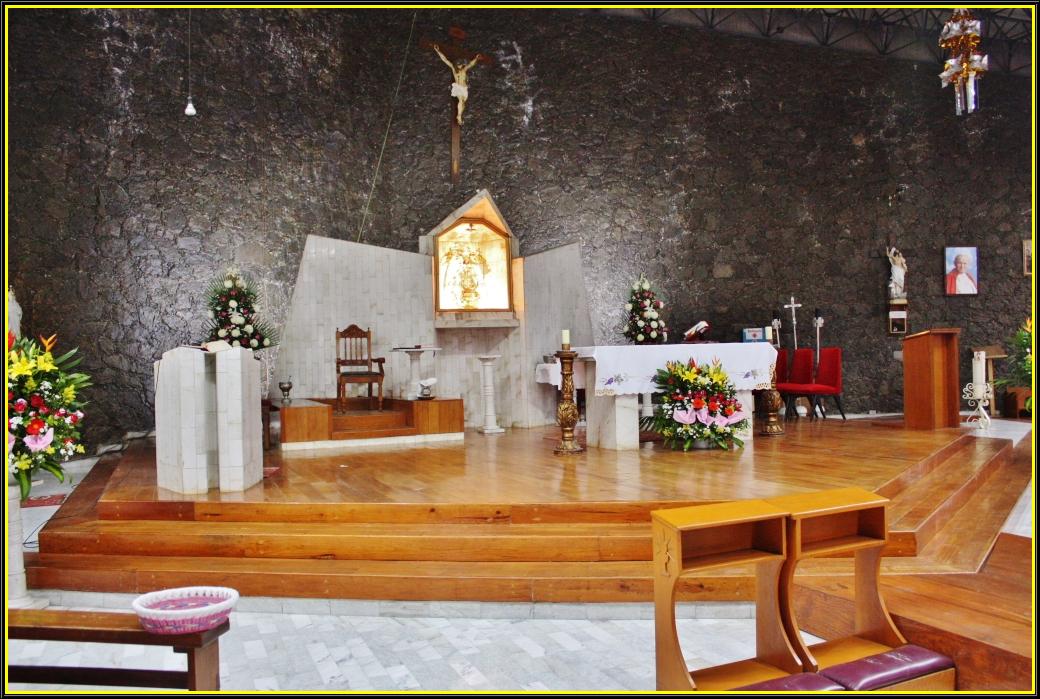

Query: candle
[[561, 329, 570, 347], [772, 310, 781, 321], [814, 308, 822, 319], [764, 326, 773, 341], [972, 351, 986, 399]]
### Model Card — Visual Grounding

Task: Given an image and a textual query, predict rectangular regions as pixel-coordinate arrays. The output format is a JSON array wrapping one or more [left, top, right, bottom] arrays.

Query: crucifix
[[421, 27, 492, 186], [784, 295, 802, 348]]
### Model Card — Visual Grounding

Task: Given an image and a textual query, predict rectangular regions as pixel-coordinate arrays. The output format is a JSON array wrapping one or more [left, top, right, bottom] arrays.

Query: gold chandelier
[[939, 8, 988, 115]]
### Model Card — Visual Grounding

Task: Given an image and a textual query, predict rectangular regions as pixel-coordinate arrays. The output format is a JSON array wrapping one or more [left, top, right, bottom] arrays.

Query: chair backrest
[[775, 348, 789, 384], [336, 325, 373, 372], [790, 348, 815, 384], [815, 347, 843, 391]]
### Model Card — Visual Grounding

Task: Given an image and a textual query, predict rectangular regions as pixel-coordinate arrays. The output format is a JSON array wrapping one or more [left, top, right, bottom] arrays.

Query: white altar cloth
[[567, 343, 777, 450]]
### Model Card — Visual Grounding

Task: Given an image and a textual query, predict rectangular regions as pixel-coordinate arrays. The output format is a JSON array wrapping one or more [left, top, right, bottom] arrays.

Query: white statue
[[7, 286, 22, 337], [886, 247, 908, 300]]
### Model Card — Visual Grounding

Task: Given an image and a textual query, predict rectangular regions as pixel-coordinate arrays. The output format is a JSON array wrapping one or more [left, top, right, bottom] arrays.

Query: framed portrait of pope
[[944, 246, 979, 295]]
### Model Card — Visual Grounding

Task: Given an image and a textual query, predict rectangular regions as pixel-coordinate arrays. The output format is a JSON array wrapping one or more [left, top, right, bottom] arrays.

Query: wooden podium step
[[331, 409, 410, 432], [884, 437, 1011, 556], [24, 553, 754, 603], [40, 520, 652, 562]]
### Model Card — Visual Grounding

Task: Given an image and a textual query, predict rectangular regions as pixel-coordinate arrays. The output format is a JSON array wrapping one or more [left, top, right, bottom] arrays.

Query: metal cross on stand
[[420, 27, 492, 187], [784, 295, 802, 348]]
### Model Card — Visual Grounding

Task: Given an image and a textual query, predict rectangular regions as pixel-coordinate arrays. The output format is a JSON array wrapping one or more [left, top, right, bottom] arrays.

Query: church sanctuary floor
[[8, 417, 1032, 691]]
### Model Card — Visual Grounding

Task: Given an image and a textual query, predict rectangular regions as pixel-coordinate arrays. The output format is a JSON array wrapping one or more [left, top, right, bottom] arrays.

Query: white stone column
[[583, 360, 640, 450], [735, 389, 755, 443], [477, 354, 505, 434], [640, 392, 655, 418], [403, 350, 424, 401], [8, 483, 45, 609], [216, 348, 263, 493]]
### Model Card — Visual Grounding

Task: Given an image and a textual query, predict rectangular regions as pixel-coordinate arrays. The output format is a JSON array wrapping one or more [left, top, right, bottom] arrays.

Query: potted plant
[[640, 358, 749, 450]]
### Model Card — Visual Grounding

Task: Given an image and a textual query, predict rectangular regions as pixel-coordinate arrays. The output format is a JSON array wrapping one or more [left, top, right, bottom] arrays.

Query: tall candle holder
[[554, 343, 584, 455], [759, 360, 785, 436], [962, 381, 993, 429]]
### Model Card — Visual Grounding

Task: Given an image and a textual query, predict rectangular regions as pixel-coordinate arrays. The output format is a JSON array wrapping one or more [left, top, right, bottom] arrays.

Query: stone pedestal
[[394, 347, 441, 401], [584, 361, 640, 450], [640, 392, 655, 418], [156, 347, 262, 494], [477, 354, 505, 434], [7, 484, 45, 609]]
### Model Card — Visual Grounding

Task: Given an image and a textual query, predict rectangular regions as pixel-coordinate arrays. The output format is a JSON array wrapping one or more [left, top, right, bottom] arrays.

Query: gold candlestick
[[554, 345, 584, 454], [759, 360, 785, 436]]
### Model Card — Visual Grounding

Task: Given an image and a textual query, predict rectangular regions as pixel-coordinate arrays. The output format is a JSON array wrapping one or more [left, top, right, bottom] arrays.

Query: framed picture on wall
[[1024, 240, 1032, 276], [944, 246, 979, 295]]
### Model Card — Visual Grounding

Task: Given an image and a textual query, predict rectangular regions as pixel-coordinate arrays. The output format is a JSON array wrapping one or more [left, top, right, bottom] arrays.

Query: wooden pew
[[7, 608, 228, 690]]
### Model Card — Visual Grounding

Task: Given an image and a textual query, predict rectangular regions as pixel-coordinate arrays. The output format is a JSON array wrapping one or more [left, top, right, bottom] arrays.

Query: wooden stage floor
[[101, 418, 980, 509]]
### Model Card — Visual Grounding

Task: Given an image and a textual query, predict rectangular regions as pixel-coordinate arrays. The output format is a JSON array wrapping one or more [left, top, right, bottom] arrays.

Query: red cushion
[[776, 382, 815, 393], [797, 383, 841, 396]]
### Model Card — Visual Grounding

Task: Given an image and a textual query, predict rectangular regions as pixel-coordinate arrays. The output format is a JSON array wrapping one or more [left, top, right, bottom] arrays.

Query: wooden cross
[[784, 295, 802, 348], [421, 27, 492, 186]]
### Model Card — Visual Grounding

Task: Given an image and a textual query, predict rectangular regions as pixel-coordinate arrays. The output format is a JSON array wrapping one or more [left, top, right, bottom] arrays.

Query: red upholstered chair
[[776, 348, 816, 419], [775, 348, 789, 385], [806, 347, 845, 420]]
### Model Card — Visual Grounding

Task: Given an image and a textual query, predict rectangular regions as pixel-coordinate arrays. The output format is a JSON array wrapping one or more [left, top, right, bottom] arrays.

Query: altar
[[538, 343, 777, 450]]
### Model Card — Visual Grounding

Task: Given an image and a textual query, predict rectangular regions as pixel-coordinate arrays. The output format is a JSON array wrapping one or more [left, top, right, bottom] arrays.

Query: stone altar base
[[155, 347, 262, 494]]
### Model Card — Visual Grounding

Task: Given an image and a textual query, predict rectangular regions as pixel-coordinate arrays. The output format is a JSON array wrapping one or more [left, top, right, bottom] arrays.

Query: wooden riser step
[[96, 497, 710, 524], [40, 521, 652, 562], [884, 437, 1010, 556], [328, 427, 419, 440], [875, 434, 973, 498], [24, 553, 754, 603], [331, 410, 410, 432]]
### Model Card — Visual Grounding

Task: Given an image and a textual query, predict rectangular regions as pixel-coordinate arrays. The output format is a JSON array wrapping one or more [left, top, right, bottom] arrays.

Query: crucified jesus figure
[[433, 44, 482, 125]]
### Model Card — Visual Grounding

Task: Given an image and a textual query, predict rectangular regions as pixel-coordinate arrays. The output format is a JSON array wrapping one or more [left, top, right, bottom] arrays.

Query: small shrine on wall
[[419, 189, 521, 328]]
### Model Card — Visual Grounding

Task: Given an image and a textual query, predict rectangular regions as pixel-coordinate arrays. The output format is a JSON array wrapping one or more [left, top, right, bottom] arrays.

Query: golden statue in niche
[[435, 220, 511, 313], [442, 241, 490, 309]]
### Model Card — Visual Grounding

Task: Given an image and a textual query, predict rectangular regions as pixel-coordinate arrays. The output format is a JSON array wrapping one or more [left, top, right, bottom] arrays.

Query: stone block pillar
[[216, 348, 263, 492], [156, 347, 263, 494], [155, 347, 218, 494]]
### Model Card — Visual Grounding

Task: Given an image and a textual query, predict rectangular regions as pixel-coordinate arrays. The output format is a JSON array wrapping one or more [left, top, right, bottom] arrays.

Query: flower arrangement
[[639, 358, 749, 450], [996, 318, 1032, 413], [206, 269, 277, 350], [7, 333, 91, 499], [623, 273, 669, 345]]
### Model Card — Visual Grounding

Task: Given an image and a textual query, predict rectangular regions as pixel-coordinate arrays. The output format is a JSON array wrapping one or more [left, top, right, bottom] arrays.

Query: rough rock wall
[[8, 9, 1031, 444]]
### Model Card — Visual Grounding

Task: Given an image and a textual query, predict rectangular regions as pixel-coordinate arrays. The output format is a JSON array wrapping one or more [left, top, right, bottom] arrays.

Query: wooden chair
[[335, 325, 385, 411]]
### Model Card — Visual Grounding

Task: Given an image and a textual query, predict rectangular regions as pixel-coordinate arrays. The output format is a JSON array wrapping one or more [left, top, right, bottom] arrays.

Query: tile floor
[[7, 419, 1032, 691]]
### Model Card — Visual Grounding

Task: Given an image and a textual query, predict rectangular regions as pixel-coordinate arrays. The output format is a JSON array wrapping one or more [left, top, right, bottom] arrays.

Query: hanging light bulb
[[184, 9, 196, 116]]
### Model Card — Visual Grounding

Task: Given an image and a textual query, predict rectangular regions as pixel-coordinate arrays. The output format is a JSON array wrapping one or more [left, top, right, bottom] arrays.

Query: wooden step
[[875, 434, 974, 498], [24, 553, 755, 603], [884, 437, 1011, 556], [97, 495, 709, 524], [39, 520, 652, 562], [328, 426, 419, 440], [331, 410, 410, 432]]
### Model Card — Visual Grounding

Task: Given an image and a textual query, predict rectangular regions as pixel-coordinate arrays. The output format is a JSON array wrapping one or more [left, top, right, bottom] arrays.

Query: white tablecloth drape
[[566, 343, 776, 395]]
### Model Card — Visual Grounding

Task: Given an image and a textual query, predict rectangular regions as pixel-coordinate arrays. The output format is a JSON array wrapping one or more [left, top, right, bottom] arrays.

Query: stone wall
[[8, 8, 1031, 444]]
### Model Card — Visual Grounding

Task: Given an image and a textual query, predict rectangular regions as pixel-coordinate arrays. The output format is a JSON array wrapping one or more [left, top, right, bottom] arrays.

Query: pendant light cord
[[356, 11, 418, 243], [187, 9, 192, 98]]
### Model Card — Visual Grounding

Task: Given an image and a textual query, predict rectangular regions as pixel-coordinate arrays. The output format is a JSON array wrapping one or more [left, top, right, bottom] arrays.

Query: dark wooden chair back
[[336, 325, 374, 373]]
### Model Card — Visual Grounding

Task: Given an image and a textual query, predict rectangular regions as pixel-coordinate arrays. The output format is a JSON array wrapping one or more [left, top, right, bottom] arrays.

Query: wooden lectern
[[902, 328, 961, 429]]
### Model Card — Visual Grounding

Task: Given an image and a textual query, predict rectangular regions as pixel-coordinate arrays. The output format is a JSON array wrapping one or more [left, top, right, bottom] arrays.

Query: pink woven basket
[[132, 586, 238, 634]]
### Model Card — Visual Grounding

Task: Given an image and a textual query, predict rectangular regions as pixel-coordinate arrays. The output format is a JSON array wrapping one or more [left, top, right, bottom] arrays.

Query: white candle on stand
[[764, 326, 773, 341], [561, 329, 570, 347], [972, 351, 987, 399]]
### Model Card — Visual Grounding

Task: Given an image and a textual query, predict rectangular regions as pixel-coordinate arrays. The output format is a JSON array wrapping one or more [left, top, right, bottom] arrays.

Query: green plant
[[996, 318, 1032, 413]]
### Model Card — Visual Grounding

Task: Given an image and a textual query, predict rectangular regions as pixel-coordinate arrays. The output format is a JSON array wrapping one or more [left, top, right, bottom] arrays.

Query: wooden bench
[[7, 608, 228, 690]]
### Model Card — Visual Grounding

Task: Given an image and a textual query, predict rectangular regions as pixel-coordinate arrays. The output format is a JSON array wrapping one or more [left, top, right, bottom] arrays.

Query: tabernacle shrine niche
[[420, 189, 521, 329], [436, 220, 511, 312]]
